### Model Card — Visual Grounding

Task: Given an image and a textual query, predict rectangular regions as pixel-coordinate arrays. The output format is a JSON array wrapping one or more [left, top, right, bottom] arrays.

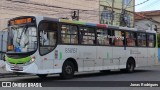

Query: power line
[[2, 0, 101, 16], [5, 0, 96, 11], [4, 0, 101, 16], [127, 0, 150, 8], [0, 4, 98, 21], [2, 1, 60, 12], [137, 0, 160, 11], [55, 0, 97, 9]]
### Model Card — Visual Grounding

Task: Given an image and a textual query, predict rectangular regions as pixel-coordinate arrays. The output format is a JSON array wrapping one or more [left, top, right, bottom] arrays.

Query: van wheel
[[126, 59, 135, 73], [37, 74, 48, 78], [60, 61, 75, 79]]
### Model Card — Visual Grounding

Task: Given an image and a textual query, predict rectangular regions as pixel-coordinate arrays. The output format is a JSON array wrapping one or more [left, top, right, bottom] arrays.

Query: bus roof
[[13, 16, 156, 34]]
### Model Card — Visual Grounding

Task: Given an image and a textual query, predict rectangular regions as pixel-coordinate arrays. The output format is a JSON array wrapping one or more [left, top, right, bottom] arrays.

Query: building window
[[80, 27, 95, 45], [137, 33, 146, 47], [100, 6, 112, 24], [126, 32, 136, 46], [61, 25, 78, 44], [97, 29, 111, 45], [123, 0, 132, 6]]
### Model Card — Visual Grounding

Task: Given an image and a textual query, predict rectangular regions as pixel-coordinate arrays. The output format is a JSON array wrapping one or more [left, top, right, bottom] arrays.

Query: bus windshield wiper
[[17, 25, 28, 46]]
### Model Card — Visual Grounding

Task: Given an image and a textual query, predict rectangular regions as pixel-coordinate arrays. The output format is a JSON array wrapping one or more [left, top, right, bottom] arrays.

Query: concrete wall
[[0, 18, 10, 31], [0, 0, 99, 30], [135, 19, 158, 30], [150, 16, 160, 33]]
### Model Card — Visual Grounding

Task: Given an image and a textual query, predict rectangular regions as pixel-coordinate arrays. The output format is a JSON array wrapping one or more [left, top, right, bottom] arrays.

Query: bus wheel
[[37, 74, 48, 78], [60, 61, 75, 79], [100, 70, 110, 73], [126, 59, 135, 73]]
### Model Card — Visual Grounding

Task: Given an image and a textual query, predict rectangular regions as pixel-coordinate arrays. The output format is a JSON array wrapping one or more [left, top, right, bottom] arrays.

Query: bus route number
[[65, 48, 77, 53]]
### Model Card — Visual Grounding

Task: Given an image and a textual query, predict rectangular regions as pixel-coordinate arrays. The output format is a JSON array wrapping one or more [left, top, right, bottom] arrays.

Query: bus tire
[[60, 61, 75, 79], [37, 74, 48, 78], [126, 58, 135, 73], [100, 70, 110, 73]]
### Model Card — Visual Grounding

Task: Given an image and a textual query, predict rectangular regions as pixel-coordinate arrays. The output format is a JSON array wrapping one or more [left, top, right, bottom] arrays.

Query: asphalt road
[[1, 66, 160, 90], [1, 65, 160, 81]]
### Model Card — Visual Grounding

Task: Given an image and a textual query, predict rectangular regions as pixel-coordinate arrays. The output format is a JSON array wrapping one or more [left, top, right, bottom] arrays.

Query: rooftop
[[135, 10, 160, 20]]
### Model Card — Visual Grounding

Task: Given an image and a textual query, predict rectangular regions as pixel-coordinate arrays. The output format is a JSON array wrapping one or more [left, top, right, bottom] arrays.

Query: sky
[[135, 0, 160, 12]]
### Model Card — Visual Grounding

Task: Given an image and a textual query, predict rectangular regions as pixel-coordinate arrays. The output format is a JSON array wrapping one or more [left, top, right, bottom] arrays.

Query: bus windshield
[[8, 25, 37, 53]]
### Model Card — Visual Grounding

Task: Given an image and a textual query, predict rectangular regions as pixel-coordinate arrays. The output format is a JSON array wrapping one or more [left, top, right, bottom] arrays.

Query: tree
[[157, 33, 160, 47]]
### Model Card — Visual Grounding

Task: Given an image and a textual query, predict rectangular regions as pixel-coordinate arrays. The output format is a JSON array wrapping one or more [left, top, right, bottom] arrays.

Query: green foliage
[[157, 34, 160, 47]]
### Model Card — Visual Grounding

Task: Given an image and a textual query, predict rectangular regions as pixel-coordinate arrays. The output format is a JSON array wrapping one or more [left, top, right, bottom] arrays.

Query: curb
[[0, 72, 16, 76], [0, 72, 25, 78]]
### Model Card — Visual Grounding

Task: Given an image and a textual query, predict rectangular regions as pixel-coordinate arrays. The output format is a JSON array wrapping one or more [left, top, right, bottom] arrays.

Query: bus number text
[[65, 48, 77, 53]]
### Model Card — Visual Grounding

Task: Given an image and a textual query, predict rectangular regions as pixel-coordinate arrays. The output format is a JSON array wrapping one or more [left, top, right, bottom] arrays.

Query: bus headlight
[[31, 56, 36, 62], [24, 56, 36, 66]]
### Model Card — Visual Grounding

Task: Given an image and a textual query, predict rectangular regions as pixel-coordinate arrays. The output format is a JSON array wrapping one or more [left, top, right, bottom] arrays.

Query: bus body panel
[[137, 48, 148, 67], [5, 45, 157, 74], [97, 46, 112, 70]]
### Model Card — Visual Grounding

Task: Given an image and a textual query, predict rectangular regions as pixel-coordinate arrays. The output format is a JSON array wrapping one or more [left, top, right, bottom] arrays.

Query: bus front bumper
[[5, 62, 39, 74]]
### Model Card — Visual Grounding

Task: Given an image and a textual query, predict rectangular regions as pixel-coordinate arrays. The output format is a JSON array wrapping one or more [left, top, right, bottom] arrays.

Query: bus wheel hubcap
[[128, 63, 133, 71], [65, 65, 72, 74]]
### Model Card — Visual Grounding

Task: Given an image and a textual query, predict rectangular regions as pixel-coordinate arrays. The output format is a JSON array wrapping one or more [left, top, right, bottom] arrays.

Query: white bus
[[5, 16, 157, 79]]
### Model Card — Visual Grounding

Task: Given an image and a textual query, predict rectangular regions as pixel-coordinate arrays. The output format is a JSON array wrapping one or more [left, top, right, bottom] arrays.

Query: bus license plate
[[13, 65, 23, 70]]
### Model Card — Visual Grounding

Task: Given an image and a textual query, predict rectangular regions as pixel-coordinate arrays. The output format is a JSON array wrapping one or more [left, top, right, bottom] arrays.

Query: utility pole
[[111, 0, 115, 25]]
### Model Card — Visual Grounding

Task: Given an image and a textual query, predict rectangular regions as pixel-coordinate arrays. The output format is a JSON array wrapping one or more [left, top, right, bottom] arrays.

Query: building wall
[[0, 0, 99, 30], [0, 0, 136, 30], [100, 0, 135, 27], [135, 11, 160, 33], [150, 16, 160, 33], [135, 19, 158, 31], [0, 31, 7, 59]]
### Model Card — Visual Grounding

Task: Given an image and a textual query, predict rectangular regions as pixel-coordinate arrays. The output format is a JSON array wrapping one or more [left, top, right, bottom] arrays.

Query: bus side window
[[126, 32, 136, 47], [137, 33, 146, 47], [113, 30, 124, 46], [137, 33, 147, 47], [61, 25, 69, 43], [61, 25, 78, 44], [147, 34, 155, 47], [80, 27, 95, 45], [97, 29, 110, 45]]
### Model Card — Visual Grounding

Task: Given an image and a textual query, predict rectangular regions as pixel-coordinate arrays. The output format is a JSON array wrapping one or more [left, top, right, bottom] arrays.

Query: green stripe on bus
[[73, 21, 85, 25], [60, 19, 85, 25], [5, 56, 31, 64], [60, 52, 62, 60]]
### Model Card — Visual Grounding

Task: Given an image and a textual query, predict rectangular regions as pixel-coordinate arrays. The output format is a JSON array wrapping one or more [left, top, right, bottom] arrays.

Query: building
[[100, 0, 135, 27], [0, 0, 136, 30], [135, 10, 160, 33], [0, 0, 99, 30]]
